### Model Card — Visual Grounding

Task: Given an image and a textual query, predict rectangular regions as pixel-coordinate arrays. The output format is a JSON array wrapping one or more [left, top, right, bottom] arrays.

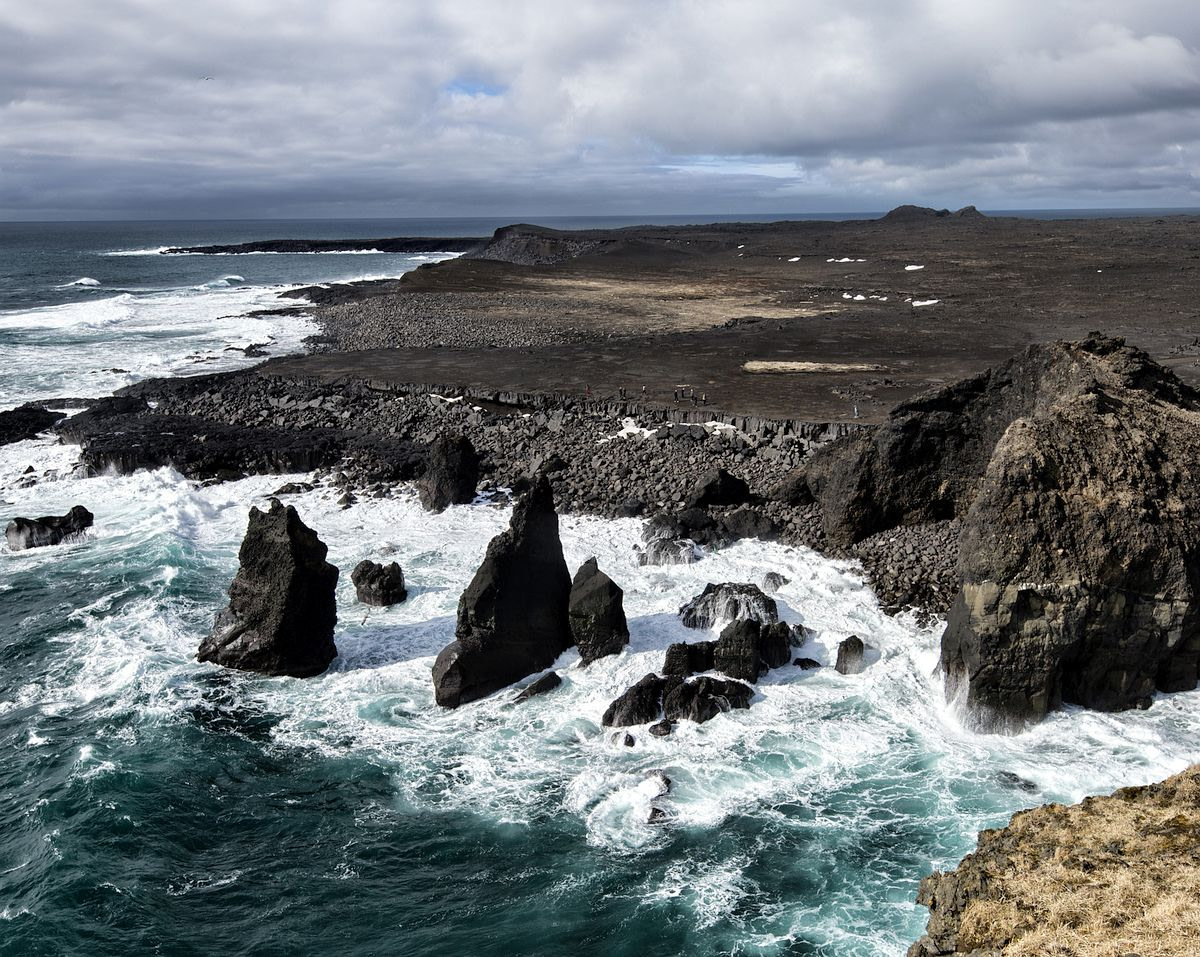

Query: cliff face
[[909, 764, 1200, 957]]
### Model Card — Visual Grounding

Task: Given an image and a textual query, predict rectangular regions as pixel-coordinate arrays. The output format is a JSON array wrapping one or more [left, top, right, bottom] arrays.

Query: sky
[[1, 0, 1199, 219]]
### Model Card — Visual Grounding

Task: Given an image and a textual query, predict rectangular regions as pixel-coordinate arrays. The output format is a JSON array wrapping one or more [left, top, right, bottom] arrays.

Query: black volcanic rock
[[197, 500, 339, 677], [686, 468, 750, 508], [515, 672, 563, 702], [432, 475, 572, 707], [712, 619, 793, 683], [568, 558, 629, 664], [602, 673, 668, 727], [5, 505, 93, 551], [351, 560, 407, 606], [663, 676, 753, 723], [679, 582, 778, 630], [418, 432, 480, 512], [939, 338, 1200, 729], [663, 640, 716, 676], [835, 636, 866, 675], [0, 405, 66, 446]]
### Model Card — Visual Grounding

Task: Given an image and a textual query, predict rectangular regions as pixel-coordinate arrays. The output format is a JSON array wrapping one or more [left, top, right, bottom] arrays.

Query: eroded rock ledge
[[909, 763, 1200, 957]]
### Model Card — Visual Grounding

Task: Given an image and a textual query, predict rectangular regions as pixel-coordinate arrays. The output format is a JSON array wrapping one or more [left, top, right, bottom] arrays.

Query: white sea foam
[[5, 428, 1200, 954], [912, 299, 940, 307], [57, 277, 101, 288], [904, 265, 925, 271]]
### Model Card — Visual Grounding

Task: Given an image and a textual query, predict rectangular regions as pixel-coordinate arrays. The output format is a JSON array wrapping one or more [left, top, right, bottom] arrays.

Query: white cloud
[[1, 0, 1198, 217]]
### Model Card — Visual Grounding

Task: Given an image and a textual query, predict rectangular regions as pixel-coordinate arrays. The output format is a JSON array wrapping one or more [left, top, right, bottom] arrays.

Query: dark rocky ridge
[[197, 500, 339, 677], [1, 404, 67, 446]]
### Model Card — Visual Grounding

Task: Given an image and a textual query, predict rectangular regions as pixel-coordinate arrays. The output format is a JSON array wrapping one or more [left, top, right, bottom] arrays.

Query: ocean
[[2, 218, 1199, 957]]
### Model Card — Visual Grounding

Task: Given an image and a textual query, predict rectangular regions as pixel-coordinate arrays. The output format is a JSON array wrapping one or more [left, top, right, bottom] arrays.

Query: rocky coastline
[[7, 213, 1200, 953]]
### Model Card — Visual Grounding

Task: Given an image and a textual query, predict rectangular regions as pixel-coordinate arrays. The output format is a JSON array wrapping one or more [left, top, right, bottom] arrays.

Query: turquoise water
[[3, 222, 1200, 956]]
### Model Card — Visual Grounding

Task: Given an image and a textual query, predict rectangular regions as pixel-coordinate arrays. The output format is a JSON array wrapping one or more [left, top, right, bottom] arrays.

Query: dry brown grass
[[951, 766, 1200, 957]]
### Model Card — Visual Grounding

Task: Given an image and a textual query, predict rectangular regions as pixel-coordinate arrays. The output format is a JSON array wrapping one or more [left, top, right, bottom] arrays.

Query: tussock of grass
[[912, 765, 1200, 957]]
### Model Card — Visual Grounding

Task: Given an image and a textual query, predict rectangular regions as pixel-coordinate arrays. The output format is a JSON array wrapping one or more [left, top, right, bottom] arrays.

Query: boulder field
[[804, 335, 1200, 730]]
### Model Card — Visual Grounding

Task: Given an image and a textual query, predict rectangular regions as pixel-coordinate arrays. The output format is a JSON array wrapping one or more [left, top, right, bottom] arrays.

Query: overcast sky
[[2, 0, 1199, 219]]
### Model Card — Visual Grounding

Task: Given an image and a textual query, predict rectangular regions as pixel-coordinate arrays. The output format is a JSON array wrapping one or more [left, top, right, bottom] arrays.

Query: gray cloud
[[2, 0, 1199, 218]]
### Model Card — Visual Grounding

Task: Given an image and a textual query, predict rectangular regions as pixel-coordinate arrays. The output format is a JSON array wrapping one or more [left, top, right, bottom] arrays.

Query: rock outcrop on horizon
[[351, 559, 407, 606], [418, 432, 480, 512], [432, 475, 572, 707], [197, 500, 339, 677], [568, 558, 629, 664], [5, 505, 94, 551], [809, 335, 1200, 729], [908, 763, 1200, 956]]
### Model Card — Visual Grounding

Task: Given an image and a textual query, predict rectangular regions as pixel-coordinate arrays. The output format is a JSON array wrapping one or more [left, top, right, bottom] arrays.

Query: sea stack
[[197, 500, 339, 677], [432, 474, 572, 707], [568, 558, 630, 664]]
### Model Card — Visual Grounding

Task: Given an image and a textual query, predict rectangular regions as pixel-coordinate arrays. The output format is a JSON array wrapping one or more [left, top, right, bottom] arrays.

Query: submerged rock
[[351, 559, 407, 606], [432, 475, 572, 707], [197, 500, 339, 677], [515, 671, 562, 702], [679, 582, 778, 630], [835, 636, 866, 675], [761, 571, 789, 594], [568, 558, 630, 664], [5, 505, 93, 551], [418, 432, 480, 512]]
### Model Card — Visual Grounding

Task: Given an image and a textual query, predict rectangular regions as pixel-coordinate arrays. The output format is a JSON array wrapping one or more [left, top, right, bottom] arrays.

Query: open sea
[[2, 218, 1199, 956]]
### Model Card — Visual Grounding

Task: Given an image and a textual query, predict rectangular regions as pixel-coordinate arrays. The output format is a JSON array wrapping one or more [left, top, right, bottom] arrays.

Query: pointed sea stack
[[432, 475, 572, 707], [197, 500, 339, 677], [568, 558, 630, 664]]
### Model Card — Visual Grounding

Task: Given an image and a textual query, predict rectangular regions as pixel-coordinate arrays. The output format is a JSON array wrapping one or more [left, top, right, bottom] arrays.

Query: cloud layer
[[2, 0, 1199, 218]]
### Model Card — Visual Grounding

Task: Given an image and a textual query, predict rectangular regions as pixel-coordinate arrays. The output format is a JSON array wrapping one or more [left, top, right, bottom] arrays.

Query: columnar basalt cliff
[[807, 336, 1200, 729]]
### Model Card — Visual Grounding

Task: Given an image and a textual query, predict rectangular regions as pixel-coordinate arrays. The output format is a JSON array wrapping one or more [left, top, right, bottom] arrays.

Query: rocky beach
[[4, 211, 1200, 955]]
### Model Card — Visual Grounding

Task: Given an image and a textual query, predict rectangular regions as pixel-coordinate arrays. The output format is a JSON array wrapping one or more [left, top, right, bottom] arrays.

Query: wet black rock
[[418, 432, 480, 512], [5, 505, 94, 551], [794, 657, 822, 670], [663, 676, 753, 723], [835, 636, 866, 675], [712, 619, 793, 683], [663, 640, 716, 676], [568, 558, 630, 664], [0, 404, 67, 446], [197, 500, 339, 677], [515, 671, 563, 702], [351, 559, 407, 606], [686, 468, 751, 508], [649, 720, 674, 737], [432, 475, 572, 707], [718, 506, 778, 541], [761, 571, 789, 594], [638, 538, 702, 566], [602, 673, 669, 728], [679, 582, 778, 630]]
